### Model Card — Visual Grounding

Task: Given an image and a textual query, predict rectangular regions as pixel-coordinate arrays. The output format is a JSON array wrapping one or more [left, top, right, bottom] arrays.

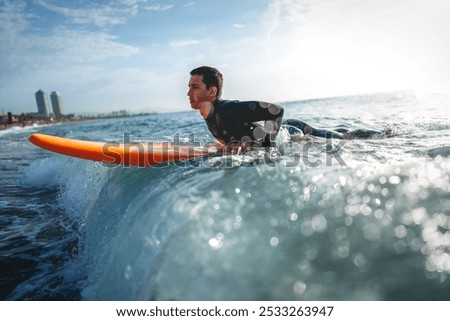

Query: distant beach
[[0, 117, 97, 132], [0, 112, 155, 132]]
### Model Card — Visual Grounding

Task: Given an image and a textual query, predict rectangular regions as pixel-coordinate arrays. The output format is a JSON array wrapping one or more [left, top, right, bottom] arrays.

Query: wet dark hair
[[190, 66, 223, 98]]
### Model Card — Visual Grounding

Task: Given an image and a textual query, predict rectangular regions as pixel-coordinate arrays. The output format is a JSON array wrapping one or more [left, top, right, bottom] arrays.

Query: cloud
[[0, 1, 139, 83], [0, 0, 30, 32], [233, 23, 245, 28], [117, 0, 150, 5], [169, 39, 200, 48], [263, 0, 322, 46], [145, 4, 174, 11], [40, 28, 140, 62], [0, 1, 36, 77], [34, 0, 152, 28], [257, 0, 450, 98]]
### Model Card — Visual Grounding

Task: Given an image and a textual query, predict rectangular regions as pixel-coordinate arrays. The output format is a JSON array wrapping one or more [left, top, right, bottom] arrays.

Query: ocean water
[[1, 91, 450, 300]]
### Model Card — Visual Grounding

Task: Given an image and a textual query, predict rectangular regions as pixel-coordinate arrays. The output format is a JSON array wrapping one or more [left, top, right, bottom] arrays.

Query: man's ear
[[210, 86, 217, 97]]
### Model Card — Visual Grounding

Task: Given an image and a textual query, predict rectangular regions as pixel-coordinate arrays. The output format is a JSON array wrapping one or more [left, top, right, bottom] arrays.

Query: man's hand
[[203, 142, 225, 154]]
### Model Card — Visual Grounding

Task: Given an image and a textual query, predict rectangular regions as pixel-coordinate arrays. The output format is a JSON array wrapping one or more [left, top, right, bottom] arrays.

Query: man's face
[[187, 75, 215, 110]]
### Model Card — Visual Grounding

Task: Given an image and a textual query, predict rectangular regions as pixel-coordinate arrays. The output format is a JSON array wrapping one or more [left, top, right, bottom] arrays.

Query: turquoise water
[[1, 91, 450, 300]]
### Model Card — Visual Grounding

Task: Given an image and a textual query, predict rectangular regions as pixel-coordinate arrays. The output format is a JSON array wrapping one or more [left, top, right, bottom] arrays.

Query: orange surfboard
[[29, 133, 218, 167]]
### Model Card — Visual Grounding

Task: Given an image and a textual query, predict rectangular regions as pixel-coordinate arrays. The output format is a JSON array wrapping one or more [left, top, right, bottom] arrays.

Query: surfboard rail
[[29, 133, 216, 167]]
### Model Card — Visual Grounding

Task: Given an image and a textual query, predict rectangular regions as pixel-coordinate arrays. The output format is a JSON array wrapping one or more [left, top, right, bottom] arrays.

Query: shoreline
[[0, 117, 96, 132], [0, 114, 154, 132]]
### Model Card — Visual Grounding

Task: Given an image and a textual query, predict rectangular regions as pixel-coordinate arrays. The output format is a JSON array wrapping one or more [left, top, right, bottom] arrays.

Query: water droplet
[[301, 221, 314, 236], [345, 216, 353, 226], [209, 237, 224, 250], [394, 225, 407, 239], [270, 236, 279, 246], [354, 253, 367, 267], [363, 223, 380, 241], [311, 215, 327, 232], [374, 209, 384, 219], [412, 207, 428, 224], [124, 265, 133, 280], [306, 248, 318, 260], [388, 176, 401, 184], [337, 245, 350, 258], [335, 227, 348, 240], [385, 199, 395, 210], [293, 281, 307, 295]]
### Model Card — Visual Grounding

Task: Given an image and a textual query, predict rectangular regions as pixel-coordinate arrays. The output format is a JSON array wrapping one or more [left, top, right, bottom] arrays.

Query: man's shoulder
[[214, 99, 239, 107], [215, 99, 283, 110], [215, 99, 265, 108]]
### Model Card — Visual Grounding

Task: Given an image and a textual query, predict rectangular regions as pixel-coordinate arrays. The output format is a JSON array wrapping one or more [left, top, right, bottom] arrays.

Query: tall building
[[50, 91, 65, 118], [35, 89, 50, 116]]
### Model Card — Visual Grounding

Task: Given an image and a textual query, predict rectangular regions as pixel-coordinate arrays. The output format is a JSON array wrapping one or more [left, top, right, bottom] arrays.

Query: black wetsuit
[[204, 99, 284, 147], [204, 99, 387, 146]]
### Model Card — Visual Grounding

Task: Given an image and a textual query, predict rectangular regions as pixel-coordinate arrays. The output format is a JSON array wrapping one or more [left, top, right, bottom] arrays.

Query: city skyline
[[35, 89, 65, 117], [1, 0, 450, 115]]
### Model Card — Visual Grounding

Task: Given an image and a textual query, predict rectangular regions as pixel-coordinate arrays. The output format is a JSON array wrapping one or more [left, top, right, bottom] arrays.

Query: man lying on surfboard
[[188, 66, 284, 150], [188, 66, 393, 150]]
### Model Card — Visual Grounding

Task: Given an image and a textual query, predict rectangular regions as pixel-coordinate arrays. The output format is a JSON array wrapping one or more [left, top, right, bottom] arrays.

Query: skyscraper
[[50, 91, 65, 118], [35, 89, 50, 116]]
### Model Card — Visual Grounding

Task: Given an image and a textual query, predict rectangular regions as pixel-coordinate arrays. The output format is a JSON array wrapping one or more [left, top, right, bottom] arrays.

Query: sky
[[1, 0, 450, 115]]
